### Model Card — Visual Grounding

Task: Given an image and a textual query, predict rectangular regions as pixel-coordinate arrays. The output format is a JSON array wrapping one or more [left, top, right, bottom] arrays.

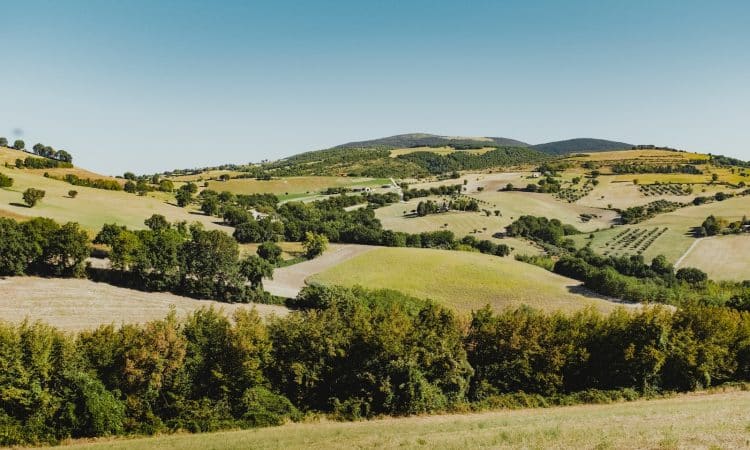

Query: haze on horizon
[[1, 0, 749, 174]]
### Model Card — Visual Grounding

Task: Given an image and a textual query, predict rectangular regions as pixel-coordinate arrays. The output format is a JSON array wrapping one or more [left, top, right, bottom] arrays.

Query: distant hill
[[532, 138, 633, 155], [333, 133, 529, 150]]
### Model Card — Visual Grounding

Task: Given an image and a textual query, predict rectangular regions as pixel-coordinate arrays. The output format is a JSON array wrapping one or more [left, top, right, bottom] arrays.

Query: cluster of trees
[[692, 188, 750, 206], [525, 175, 562, 193], [505, 216, 580, 247], [402, 184, 462, 201], [547, 248, 750, 307], [397, 147, 547, 175], [619, 200, 683, 224], [414, 198, 479, 217], [611, 164, 702, 175], [31, 143, 73, 163], [0, 217, 89, 277], [700, 215, 749, 236], [15, 156, 73, 169], [4, 285, 750, 446], [92, 216, 274, 302], [58, 174, 122, 191]]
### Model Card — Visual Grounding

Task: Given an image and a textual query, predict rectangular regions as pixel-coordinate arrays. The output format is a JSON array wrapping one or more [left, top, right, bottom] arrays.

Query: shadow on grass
[[9, 202, 31, 208]]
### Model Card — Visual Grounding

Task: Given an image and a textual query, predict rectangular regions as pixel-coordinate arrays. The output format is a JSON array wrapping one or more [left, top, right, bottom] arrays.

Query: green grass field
[[49, 389, 750, 450], [310, 247, 620, 314], [0, 165, 224, 233]]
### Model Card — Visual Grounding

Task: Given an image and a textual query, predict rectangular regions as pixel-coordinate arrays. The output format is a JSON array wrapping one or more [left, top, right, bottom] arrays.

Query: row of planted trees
[[2, 285, 750, 445]]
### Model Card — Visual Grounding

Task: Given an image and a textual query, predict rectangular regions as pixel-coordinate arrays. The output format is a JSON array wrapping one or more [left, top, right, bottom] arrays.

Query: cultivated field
[[576, 177, 737, 209], [0, 277, 288, 332], [677, 235, 750, 280], [0, 166, 225, 232], [49, 389, 750, 450], [574, 194, 750, 267], [310, 247, 623, 313]]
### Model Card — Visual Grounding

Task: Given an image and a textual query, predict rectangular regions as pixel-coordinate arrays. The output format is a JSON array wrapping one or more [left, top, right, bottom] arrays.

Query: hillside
[[332, 133, 530, 149], [310, 247, 623, 313], [532, 138, 633, 155]]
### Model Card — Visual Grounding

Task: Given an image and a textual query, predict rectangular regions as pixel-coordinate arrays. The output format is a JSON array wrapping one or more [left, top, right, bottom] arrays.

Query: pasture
[[576, 177, 736, 209], [565, 148, 710, 163], [310, 247, 622, 314], [0, 166, 224, 232], [0, 277, 288, 332], [50, 389, 750, 450]]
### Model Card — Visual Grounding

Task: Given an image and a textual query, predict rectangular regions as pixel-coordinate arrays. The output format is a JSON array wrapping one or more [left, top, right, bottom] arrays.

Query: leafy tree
[[68, 190, 78, 198], [123, 181, 137, 193], [55, 150, 73, 163], [42, 222, 90, 277], [123, 172, 136, 180], [676, 267, 708, 286], [256, 241, 282, 265], [13, 139, 24, 150], [240, 255, 274, 290], [0, 136, 7, 146], [302, 232, 328, 258], [158, 179, 174, 192], [144, 214, 170, 231], [22, 188, 46, 207]]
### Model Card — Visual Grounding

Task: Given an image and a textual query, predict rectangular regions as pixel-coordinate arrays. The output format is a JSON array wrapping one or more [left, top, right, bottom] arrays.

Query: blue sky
[[1, 0, 749, 174]]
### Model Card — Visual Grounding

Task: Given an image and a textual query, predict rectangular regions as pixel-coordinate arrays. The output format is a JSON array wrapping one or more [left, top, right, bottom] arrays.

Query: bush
[[0, 173, 13, 188]]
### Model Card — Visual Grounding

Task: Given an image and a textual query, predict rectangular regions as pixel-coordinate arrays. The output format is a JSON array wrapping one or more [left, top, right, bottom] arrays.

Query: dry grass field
[[49, 389, 750, 450], [310, 247, 623, 314], [0, 277, 288, 332], [677, 235, 750, 280], [376, 191, 615, 243], [565, 149, 710, 163], [0, 165, 225, 232]]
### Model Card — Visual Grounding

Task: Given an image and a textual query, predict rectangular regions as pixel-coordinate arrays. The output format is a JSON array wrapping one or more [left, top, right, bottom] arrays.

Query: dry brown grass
[[0, 277, 288, 331]]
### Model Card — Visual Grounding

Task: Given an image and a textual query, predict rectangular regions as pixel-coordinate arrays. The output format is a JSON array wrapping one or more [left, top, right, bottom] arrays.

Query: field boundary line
[[674, 237, 704, 268]]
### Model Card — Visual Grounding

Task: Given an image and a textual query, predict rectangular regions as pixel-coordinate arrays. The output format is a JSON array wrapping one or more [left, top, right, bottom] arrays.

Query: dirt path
[[674, 237, 704, 268], [0, 277, 288, 332], [264, 244, 376, 298]]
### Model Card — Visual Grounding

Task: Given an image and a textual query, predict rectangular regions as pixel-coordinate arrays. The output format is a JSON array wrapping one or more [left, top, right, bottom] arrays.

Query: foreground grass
[[51, 390, 750, 449], [310, 247, 620, 313]]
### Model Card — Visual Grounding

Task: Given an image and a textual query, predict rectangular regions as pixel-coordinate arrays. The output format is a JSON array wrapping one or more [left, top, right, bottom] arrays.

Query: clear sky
[[1, 0, 749, 174]]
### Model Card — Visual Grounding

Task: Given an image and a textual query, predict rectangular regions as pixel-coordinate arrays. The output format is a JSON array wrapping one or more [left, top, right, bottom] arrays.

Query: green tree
[[256, 241, 282, 265], [240, 255, 274, 290], [0, 173, 13, 188], [68, 190, 78, 198], [13, 139, 24, 150], [302, 232, 328, 258], [0, 136, 7, 146], [22, 188, 45, 207]]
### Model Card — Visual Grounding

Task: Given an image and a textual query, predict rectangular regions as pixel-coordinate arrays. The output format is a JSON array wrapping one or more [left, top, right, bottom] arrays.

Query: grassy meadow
[[0, 164, 225, 233], [310, 247, 620, 314], [48, 389, 750, 450]]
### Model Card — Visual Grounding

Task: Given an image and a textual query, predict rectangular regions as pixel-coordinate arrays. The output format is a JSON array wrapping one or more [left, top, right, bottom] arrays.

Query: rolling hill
[[531, 138, 633, 155], [332, 133, 530, 149]]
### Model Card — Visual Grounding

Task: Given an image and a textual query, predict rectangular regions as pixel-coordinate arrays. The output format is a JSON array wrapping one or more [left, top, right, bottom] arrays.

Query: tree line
[[2, 285, 750, 446]]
